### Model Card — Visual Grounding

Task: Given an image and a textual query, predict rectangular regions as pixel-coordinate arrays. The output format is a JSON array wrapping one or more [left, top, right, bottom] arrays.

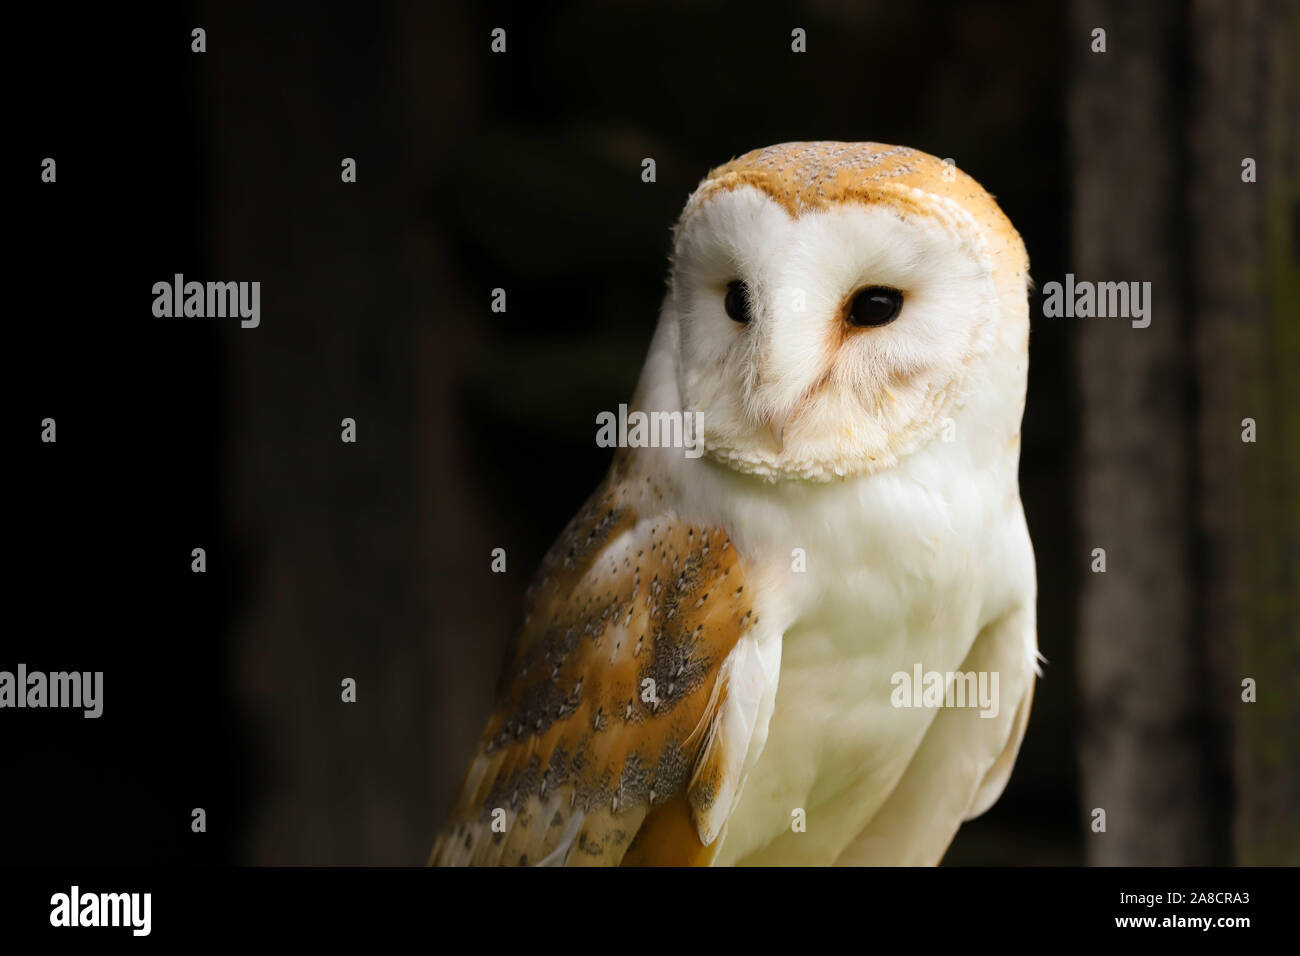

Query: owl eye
[[724, 280, 752, 324], [846, 287, 903, 327]]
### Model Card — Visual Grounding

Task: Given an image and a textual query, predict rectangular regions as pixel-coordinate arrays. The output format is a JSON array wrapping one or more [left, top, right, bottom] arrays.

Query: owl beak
[[764, 411, 790, 453]]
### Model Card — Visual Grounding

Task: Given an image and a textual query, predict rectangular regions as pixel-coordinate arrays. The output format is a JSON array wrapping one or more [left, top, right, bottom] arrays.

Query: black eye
[[724, 280, 752, 324], [847, 286, 903, 327]]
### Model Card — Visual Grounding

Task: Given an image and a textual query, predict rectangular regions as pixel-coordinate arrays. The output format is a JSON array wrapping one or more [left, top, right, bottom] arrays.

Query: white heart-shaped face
[[669, 184, 1005, 482]]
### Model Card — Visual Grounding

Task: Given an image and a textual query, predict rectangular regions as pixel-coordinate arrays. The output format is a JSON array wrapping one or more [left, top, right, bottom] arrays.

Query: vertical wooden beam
[[1190, 0, 1300, 865], [1071, 0, 1227, 864], [202, 2, 512, 863]]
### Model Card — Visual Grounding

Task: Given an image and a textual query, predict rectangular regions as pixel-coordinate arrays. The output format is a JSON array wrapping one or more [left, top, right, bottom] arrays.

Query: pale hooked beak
[[764, 410, 791, 453]]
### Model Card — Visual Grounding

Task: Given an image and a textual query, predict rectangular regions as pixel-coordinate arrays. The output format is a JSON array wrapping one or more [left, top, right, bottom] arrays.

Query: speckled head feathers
[[681, 141, 1028, 279]]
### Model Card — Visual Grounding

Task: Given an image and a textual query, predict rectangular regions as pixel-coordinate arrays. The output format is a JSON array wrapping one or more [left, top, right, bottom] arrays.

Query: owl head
[[663, 142, 1030, 482]]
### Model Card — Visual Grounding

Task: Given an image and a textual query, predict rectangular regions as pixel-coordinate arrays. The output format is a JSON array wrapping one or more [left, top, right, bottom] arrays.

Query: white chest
[[700, 453, 1028, 864]]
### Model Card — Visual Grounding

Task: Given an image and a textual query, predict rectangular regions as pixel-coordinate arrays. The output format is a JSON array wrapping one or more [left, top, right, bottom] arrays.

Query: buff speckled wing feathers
[[430, 454, 760, 866]]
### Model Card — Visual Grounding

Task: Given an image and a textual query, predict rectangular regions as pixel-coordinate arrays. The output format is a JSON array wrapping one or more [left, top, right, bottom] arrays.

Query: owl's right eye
[[724, 280, 752, 324]]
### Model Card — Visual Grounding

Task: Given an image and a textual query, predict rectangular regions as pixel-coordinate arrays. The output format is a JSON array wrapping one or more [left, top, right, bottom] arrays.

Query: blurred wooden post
[[1073, 0, 1298, 864], [1071, 0, 1221, 865], [1189, 0, 1300, 865], [201, 2, 513, 863]]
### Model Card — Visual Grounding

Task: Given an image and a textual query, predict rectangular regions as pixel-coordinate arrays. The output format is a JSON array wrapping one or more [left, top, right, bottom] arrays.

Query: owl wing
[[430, 456, 774, 866], [831, 604, 1038, 865]]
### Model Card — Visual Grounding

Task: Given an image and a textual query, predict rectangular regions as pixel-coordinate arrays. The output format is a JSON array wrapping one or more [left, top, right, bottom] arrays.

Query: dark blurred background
[[9, 0, 1296, 866]]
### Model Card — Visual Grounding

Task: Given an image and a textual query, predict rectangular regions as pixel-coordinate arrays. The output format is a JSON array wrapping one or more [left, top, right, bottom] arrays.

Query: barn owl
[[431, 142, 1037, 866]]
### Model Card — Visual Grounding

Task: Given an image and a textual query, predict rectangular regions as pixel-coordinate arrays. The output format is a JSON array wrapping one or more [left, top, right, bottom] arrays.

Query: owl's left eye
[[724, 280, 752, 324], [846, 287, 903, 327]]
